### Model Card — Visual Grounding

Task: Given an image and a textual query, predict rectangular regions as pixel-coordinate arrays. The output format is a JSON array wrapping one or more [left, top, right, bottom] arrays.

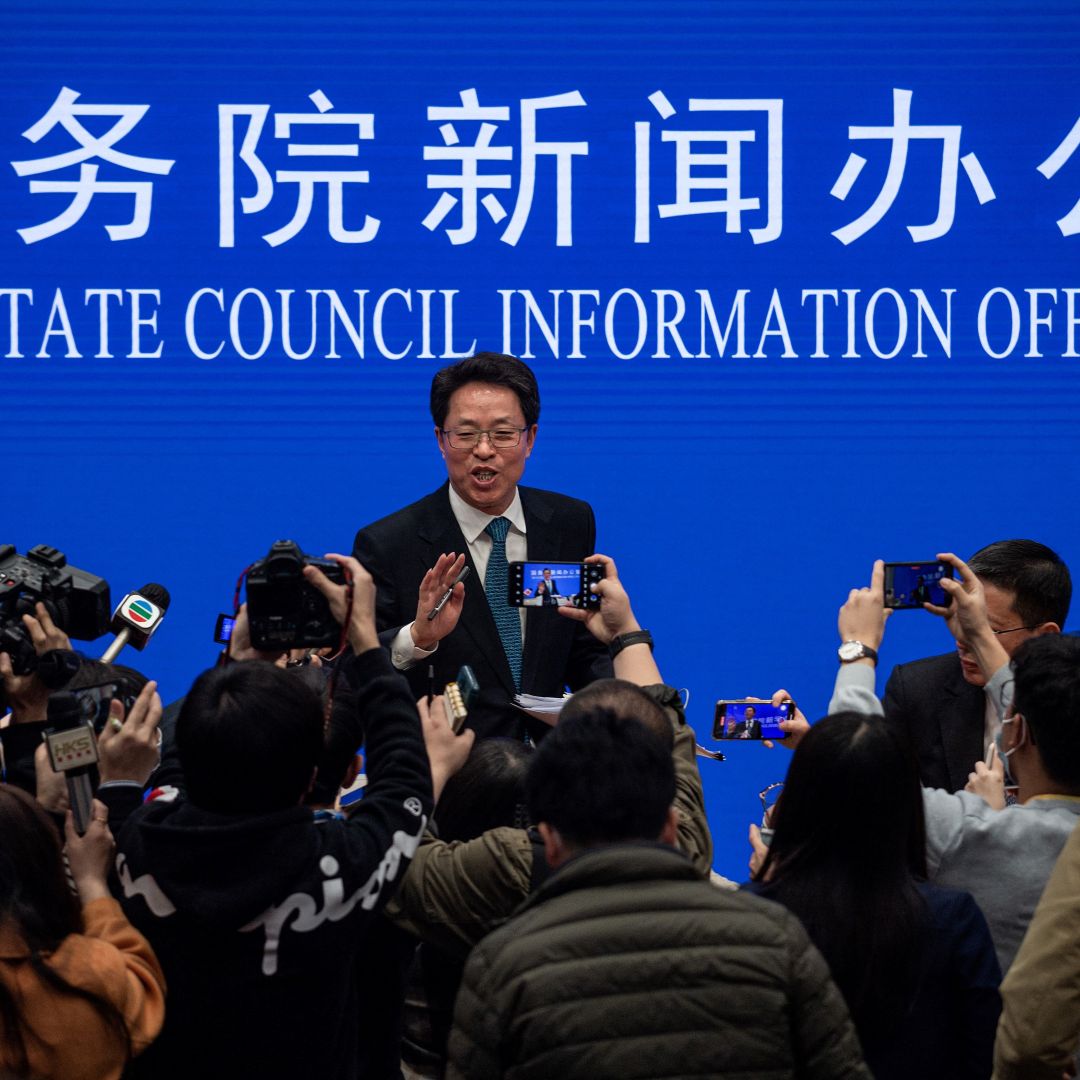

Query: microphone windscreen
[[139, 583, 171, 611], [46, 691, 83, 730], [37, 649, 82, 689]]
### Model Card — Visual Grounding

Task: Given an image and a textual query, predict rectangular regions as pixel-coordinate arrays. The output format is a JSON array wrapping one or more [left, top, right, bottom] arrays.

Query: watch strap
[[609, 629, 654, 659], [838, 640, 878, 665]]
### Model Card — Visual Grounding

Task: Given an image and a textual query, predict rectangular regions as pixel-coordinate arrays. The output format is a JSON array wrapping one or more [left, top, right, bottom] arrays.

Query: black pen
[[427, 565, 470, 620], [427, 663, 435, 707]]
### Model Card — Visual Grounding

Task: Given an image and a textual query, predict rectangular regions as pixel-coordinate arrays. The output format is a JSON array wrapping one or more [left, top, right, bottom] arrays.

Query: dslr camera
[[0, 545, 111, 674], [245, 540, 346, 651]]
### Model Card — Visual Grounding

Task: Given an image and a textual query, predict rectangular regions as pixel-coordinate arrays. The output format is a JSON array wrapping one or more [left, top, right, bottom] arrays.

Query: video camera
[[245, 540, 346, 651], [0, 545, 110, 674]]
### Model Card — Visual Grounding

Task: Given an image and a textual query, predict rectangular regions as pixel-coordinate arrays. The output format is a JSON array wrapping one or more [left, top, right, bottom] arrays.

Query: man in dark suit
[[353, 353, 612, 739], [883, 539, 1071, 791], [738, 705, 763, 740]]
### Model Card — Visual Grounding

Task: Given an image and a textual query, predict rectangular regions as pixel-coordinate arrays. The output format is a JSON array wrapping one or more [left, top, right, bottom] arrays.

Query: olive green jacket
[[384, 684, 712, 957]]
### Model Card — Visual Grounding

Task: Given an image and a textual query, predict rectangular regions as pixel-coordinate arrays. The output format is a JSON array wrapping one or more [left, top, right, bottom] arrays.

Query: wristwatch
[[609, 629, 653, 659], [838, 640, 878, 665]]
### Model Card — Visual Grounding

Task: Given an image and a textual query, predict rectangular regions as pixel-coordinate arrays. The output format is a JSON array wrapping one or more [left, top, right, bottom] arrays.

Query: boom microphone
[[99, 583, 170, 663]]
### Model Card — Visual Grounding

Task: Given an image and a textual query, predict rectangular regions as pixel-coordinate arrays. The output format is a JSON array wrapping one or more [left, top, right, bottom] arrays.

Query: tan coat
[[0, 897, 166, 1079], [993, 818, 1080, 1080]]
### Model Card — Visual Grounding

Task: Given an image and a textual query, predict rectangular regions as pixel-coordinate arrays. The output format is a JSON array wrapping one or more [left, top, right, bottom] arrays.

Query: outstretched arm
[[828, 560, 891, 717], [558, 554, 660, 686]]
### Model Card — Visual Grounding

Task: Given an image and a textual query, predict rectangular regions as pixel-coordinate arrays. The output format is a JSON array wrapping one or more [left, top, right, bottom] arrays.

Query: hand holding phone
[[922, 552, 1011, 680]]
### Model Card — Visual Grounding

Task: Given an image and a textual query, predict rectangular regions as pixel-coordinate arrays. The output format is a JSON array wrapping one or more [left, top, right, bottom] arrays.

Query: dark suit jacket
[[352, 484, 612, 738], [882, 652, 987, 792]]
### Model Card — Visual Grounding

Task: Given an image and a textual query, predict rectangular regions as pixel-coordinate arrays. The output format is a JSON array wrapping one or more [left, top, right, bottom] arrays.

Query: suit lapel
[[417, 486, 516, 696], [939, 662, 989, 791]]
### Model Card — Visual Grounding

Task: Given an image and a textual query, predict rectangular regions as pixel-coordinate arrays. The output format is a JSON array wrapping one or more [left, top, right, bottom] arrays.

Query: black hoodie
[[99, 647, 433, 1080]]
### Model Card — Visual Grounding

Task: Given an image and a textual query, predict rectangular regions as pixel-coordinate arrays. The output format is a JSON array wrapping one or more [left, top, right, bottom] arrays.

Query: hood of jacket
[[118, 798, 321, 928]]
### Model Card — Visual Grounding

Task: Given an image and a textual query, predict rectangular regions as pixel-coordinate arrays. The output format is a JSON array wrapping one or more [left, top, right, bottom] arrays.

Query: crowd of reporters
[[0, 538, 1078, 1079]]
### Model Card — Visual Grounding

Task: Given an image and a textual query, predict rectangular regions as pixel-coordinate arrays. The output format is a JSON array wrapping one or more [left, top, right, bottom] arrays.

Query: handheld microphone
[[44, 692, 98, 835], [99, 583, 170, 663]]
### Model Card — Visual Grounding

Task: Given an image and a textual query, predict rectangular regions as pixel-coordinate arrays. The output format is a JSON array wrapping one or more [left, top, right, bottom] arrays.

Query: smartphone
[[713, 699, 794, 741], [507, 561, 604, 610], [883, 561, 954, 609], [214, 612, 236, 644]]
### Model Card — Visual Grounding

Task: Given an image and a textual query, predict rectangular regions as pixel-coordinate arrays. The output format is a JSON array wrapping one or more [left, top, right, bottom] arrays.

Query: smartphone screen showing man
[[713, 700, 793, 740], [883, 561, 953, 609], [507, 562, 603, 609]]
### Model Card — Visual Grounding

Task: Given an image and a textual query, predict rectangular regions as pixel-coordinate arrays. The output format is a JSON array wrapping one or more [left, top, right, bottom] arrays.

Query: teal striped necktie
[[484, 516, 522, 690]]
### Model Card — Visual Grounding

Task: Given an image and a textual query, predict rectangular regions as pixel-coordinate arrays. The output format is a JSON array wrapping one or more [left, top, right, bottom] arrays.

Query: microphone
[[37, 648, 82, 689], [99, 583, 170, 663], [43, 692, 98, 835]]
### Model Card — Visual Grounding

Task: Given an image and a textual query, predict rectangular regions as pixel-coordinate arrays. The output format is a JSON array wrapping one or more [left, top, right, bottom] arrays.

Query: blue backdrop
[[4, 0, 1079, 879]]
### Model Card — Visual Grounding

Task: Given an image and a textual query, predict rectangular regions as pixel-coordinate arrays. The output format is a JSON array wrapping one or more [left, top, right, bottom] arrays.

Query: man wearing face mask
[[827, 556, 1080, 975], [882, 539, 1071, 792]]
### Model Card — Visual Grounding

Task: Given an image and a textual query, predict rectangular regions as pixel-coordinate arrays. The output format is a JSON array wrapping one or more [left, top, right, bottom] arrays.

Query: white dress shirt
[[390, 486, 528, 669]]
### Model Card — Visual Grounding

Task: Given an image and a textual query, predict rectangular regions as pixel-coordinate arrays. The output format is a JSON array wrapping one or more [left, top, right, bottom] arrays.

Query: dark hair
[[298, 668, 361, 808], [177, 661, 324, 813], [526, 697, 674, 848], [0, 786, 130, 1070], [68, 659, 148, 697], [436, 738, 533, 841], [1011, 635, 1080, 789], [560, 679, 673, 752], [968, 539, 1071, 628], [756, 712, 928, 1039], [429, 352, 541, 429]]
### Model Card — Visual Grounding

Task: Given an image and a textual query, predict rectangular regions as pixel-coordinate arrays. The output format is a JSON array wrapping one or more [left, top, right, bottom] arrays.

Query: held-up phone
[[507, 561, 604, 610], [214, 613, 236, 644], [713, 700, 794, 741], [883, 561, 954, 609]]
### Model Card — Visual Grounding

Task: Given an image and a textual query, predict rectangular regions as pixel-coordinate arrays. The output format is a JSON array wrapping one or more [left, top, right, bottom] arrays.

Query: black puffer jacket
[[447, 844, 871, 1080]]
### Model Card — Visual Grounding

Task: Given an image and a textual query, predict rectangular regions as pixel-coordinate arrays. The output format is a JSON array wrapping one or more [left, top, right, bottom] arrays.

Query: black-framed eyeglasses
[[441, 427, 528, 450], [991, 625, 1038, 636]]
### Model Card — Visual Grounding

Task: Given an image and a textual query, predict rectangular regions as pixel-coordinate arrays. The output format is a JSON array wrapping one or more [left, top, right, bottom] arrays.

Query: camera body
[[0, 545, 111, 674], [246, 540, 346, 651]]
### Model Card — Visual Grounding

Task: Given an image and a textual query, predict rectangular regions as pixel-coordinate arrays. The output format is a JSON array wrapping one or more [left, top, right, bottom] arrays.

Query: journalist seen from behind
[[94, 554, 434, 1080], [445, 624, 872, 1079]]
